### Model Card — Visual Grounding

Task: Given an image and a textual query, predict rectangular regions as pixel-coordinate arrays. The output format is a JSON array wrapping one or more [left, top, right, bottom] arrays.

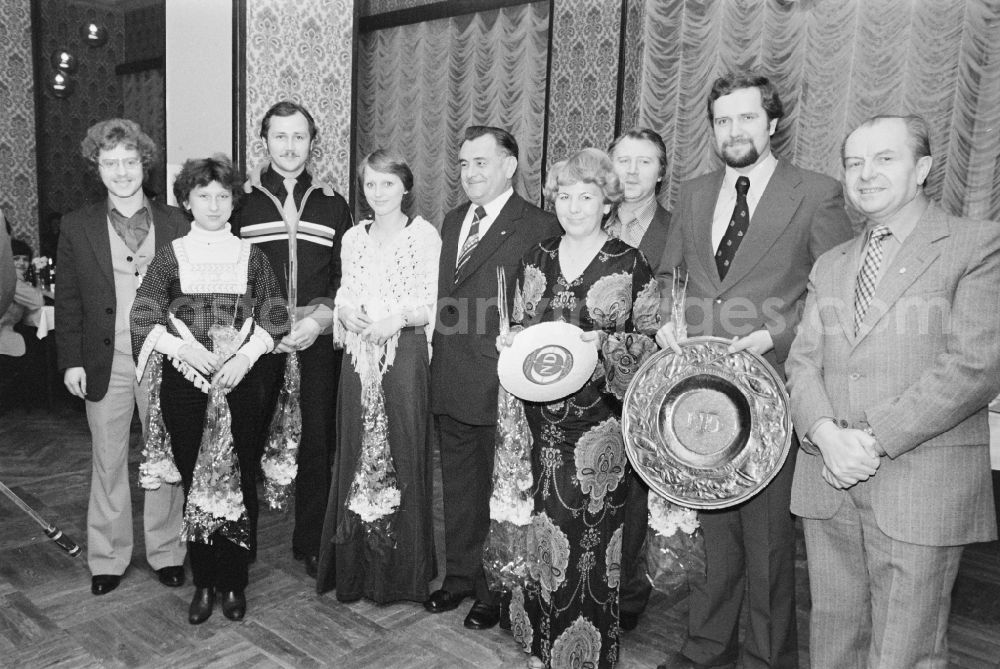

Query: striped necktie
[[455, 206, 486, 281], [853, 225, 892, 333]]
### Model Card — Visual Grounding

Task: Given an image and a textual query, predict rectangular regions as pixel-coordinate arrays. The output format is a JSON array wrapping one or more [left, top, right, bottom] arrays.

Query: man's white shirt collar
[[460, 187, 514, 246], [720, 153, 779, 208]]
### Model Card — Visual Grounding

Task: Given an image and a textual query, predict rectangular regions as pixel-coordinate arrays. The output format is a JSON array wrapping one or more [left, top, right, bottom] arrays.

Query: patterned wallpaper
[[545, 0, 623, 164], [0, 0, 39, 250], [121, 69, 166, 198], [245, 0, 354, 195], [618, 0, 645, 136], [36, 1, 125, 221]]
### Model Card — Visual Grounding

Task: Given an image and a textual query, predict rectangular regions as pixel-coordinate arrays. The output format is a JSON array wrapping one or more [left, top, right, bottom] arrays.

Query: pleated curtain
[[356, 2, 550, 226], [626, 0, 1000, 222]]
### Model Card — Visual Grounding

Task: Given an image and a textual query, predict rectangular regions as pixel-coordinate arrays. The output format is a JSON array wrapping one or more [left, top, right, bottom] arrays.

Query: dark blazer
[[635, 203, 672, 269], [655, 160, 853, 378], [56, 199, 188, 401], [430, 193, 559, 425]]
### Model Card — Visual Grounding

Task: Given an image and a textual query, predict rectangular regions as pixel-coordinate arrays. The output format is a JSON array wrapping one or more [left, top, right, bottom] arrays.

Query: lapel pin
[[899, 267, 906, 274]]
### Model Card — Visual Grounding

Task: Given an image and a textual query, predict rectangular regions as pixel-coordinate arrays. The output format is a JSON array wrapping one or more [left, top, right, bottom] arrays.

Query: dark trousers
[[160, 363, 266, 592], [256, 335, 340, 557], [619, 469, 653, 616], [683, 448, 798, 669], [434, 413, 497, 604]]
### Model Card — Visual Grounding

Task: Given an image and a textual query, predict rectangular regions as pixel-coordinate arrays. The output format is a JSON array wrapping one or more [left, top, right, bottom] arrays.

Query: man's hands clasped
[[811, 420, 882, 490]]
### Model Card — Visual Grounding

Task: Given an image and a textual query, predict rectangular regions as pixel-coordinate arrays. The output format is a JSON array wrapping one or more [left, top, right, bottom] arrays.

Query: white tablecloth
[[25, 305, 55, 339]]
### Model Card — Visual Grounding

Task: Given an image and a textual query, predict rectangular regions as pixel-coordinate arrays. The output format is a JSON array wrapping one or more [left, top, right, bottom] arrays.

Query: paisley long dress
[[508, 236, 660, 669]]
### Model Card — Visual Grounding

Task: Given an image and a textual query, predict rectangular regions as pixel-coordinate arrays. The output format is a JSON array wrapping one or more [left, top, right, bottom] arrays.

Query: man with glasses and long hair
[[56, 118, 187, 596]]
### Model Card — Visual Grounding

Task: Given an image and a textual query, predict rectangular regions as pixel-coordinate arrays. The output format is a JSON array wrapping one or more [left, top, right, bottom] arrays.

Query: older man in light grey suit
[[787, 114, 1000, 668]]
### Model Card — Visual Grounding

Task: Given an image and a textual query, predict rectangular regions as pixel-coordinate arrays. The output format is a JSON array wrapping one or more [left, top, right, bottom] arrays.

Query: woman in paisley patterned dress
[[499, 148, 661, 668]]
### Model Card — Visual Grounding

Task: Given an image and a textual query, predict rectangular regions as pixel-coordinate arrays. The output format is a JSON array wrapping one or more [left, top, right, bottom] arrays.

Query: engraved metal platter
[[622, 336, 792, 509]]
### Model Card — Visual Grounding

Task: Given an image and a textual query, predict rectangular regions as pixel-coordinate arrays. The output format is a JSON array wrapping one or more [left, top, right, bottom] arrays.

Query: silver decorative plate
[[622, 336, 792, 509]]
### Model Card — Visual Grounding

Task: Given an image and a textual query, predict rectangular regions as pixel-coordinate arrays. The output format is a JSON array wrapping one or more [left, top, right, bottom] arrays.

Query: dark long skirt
[[316, 329, 436, 602]]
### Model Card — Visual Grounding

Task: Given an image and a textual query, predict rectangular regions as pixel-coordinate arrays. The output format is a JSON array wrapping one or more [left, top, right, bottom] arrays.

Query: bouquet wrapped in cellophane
[[483, 266, 535, 592], [644, 492, 704, 599], [260, 352, 301, 510], [483, 385, 535, 591], [139, 353, 181, 490], [182, 324, 250, 548], [337, 363, 401, 554]]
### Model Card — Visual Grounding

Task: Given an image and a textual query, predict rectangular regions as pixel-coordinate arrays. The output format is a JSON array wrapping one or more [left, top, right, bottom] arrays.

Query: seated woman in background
[[316, 149, 441, 604], [1, 237, 46, 409], [131, 155, 288, 625], [0, 238, 44, 357], [498, 148, 660, 669]]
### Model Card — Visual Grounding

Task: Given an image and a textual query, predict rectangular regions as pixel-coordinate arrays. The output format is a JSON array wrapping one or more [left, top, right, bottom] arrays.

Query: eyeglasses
[[98, 158, 142, 170]]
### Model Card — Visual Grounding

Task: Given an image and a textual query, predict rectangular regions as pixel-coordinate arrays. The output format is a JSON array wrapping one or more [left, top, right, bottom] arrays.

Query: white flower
[[489, 497, 533, 526], [648, 493, 699, 537]]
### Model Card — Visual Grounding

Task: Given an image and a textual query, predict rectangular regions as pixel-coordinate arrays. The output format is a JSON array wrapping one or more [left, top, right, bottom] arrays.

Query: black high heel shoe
[[188, 587, 215, 625], [221, 590, 246, 621]]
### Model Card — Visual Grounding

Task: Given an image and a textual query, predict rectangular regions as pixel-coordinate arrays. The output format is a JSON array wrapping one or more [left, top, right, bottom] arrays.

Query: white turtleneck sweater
[[151, 222, 271, 366]]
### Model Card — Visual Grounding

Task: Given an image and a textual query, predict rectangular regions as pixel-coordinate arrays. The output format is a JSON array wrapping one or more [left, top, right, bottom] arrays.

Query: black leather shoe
[[157, 565, 185, 588], [423, 588, 472, 614], [304, 555, 319, 578], [463, 600, 501, 630], [188, 587, 215, 625], [221, 590, 246, 621], [619, 611, 640, 631], [656, 651, 736, 669], [91, 574, 121, 596]]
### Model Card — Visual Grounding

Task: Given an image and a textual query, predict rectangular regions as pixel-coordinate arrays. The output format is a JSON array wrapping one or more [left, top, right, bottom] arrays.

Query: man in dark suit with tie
[[787, 115, 1000, 668], [56, 119, 187, 596], [607, 126, 673, 631], [426, 126, 559, 629], [654, 73, 853, 668]]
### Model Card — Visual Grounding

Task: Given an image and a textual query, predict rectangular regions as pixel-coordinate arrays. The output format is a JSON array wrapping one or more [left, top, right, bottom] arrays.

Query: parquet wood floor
[[1, 404, 998, 668]]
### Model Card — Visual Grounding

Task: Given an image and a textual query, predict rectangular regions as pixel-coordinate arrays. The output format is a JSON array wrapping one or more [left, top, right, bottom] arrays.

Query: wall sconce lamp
[[80, 22, 108, 47], [50, 49, 77, 73], [50, 71, 75, 98]]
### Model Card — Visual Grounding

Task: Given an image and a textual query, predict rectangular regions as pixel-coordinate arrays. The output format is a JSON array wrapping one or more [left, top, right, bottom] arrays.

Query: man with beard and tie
[[653, 72, 853, 669], [231, 101, 352, 576]]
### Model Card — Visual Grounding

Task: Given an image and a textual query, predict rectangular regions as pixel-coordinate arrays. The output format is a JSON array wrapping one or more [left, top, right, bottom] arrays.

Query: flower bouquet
[[484, 266, 535, 592], [183, 383, 250, 548], [338, 373, 401, 554], [182, 324, 250, 548], [260, 352, 301, 510], [644, 492, 704, 599], [483, 385, 535, 591], [138, 354, 181, 490]]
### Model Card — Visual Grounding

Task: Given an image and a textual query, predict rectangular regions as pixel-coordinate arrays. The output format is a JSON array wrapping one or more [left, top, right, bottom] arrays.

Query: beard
[[720, 140, 759, 169]]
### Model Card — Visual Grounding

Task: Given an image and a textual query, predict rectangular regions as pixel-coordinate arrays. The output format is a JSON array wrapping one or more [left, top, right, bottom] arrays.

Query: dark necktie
[[455, 206, 486, 281], [853, 225, 892, 333], [715, 176, 751, 280]]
